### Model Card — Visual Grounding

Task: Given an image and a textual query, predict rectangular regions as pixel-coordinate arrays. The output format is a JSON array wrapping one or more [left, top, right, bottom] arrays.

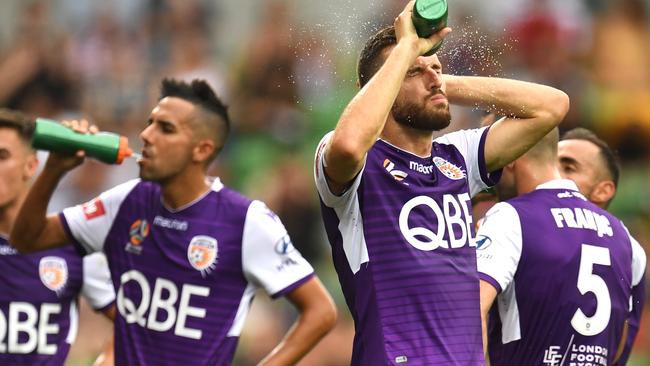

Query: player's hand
[[44, 118, 98, 174], [394, 1, 451, 57], [62, 118, 99, 135]]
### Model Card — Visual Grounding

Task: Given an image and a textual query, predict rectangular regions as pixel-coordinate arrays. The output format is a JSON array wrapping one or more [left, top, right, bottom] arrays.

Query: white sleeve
[[61, 179, 139, 253], [313, 131, 365, 208], [434, 124, 502, 196], [629, 233, 647, 287], [81, 252, 115, 310], [242, 201, 314, 298], [475, 202, 522, 293]]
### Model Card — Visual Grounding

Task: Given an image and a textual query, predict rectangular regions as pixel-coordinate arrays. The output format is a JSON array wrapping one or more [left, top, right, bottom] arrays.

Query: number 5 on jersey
[[571, 244, 611, 336]]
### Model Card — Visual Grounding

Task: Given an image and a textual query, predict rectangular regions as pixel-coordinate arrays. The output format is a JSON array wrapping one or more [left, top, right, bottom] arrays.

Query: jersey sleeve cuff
[[270, 273, 315, 299], [479, 272, 503, 293], [478, 126, 502, 186], [58, 212, 89, 256]]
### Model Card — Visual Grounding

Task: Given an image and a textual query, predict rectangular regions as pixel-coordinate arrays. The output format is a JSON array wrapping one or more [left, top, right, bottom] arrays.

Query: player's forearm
[[10, 166, 66, 252], [258, 301, 337, 366], [92, 333, 115, 366], [444, 75, 569, 125], [327, 43, 418, 183], [481, 316, 491, 366], [479, 280, 497, 366]]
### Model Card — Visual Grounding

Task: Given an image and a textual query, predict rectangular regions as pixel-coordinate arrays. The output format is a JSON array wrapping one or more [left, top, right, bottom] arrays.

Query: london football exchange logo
[[188, 235, 218, 276], [39, 256, 68, 294]]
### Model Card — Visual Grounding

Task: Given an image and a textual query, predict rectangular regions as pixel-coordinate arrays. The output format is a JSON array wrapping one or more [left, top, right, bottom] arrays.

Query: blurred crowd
[[0, 0, 648, 365]]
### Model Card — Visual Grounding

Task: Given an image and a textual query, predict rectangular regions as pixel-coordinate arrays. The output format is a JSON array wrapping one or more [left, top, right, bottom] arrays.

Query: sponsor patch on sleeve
[[82, 198, 106, 220]]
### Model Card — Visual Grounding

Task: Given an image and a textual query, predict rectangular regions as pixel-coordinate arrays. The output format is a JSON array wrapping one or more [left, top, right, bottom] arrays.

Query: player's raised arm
[[258, 277, 337, 366], [324, 1, 450, 192], [444, 75, 569, 172], [10, 120, 91, 253]]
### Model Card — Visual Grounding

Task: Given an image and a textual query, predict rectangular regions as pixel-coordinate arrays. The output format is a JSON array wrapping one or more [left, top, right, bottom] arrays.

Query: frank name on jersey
[[551, 207, 613, 238]]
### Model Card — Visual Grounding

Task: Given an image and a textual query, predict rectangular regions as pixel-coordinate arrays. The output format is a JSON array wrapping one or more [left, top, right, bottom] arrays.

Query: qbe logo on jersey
[[39, 256, 68, 294], [399, 193, 473, 251], [188, 235, 218, 276]]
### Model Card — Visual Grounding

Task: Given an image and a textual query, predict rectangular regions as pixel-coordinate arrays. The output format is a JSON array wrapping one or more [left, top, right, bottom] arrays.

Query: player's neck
[[516, 164, 562, 195], [0, 195, 23, 237], [159, 170, 210, 210], [381, 121, 434, 157]]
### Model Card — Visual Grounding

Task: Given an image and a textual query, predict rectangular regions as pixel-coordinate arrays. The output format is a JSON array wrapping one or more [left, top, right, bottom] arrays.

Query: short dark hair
[[0, 108, 36, 145], [159, 78, 230, 160], [357, 26, 397, 88], [561, 127, 620, 186]]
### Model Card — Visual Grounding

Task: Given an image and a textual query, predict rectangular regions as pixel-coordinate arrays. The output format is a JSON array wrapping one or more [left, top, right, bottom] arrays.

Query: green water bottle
[[32, 118, 133, 164], [412, 0, 449, 56]]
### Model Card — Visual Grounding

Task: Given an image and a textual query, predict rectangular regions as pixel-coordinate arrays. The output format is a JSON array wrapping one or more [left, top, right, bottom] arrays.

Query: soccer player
[[10, 79, 337, 365], [558, 127, 620, 209], [313, 1, 569, 364], [476, 129, 647, 365], [558, 127, 646, 365], [0, 109, 115, 365]]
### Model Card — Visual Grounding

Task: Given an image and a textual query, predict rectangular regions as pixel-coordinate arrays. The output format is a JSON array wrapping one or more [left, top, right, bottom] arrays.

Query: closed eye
[[406, 67, 423, 77]]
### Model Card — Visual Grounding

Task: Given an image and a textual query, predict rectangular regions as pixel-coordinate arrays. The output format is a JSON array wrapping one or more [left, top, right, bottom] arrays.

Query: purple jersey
[[61, 178, 314, 366], [477, 179, 647, 366], [0, 237, 114, 366], [314, 127, 500, 365]]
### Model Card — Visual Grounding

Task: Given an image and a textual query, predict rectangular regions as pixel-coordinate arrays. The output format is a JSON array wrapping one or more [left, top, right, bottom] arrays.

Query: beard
[[391, 92, 451, 131]]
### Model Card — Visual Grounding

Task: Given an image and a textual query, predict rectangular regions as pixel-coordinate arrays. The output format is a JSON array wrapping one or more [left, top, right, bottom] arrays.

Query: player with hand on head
[[476, 128, 646, 365], [313, 1, 569, 364], [10, 79, 337, 366], [558, 127, 646, 365], [0, 109, 116, 366]]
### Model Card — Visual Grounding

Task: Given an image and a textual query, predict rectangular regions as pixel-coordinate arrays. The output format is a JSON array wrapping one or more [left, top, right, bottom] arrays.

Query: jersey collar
[[535, 178, 580, 191]]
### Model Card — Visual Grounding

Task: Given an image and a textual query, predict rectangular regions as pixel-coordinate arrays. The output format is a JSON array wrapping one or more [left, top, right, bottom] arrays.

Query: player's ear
[[23, 150, 38, 181], [590, 180, 615, 207], [192, 138, 216, 164]]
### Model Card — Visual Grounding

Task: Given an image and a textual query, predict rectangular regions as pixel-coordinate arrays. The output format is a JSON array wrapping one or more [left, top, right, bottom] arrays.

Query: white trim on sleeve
[[226, 284, 256, 337], [313, 132, 369, 273], [81, 253, 115, 310], [497, 279, 522, 344], [241, 201, 313, 296], [476, 202, 523, 292], [314, 131, 365, 208], [630, 233, 647, 287], [62, 179, 139, 253], [65, 300, 78, 345], [434, 126, 495, 196]]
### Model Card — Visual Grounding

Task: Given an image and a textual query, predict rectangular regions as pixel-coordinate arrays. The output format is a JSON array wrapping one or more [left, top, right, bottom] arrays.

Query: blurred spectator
[[0, 1, 77, 118], [253, 156, 325, 263], [584, 0, 650, 161]]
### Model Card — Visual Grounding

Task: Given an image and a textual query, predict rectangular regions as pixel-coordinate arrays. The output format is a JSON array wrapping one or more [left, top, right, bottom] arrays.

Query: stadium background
[[0, 0, 648, 364]]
